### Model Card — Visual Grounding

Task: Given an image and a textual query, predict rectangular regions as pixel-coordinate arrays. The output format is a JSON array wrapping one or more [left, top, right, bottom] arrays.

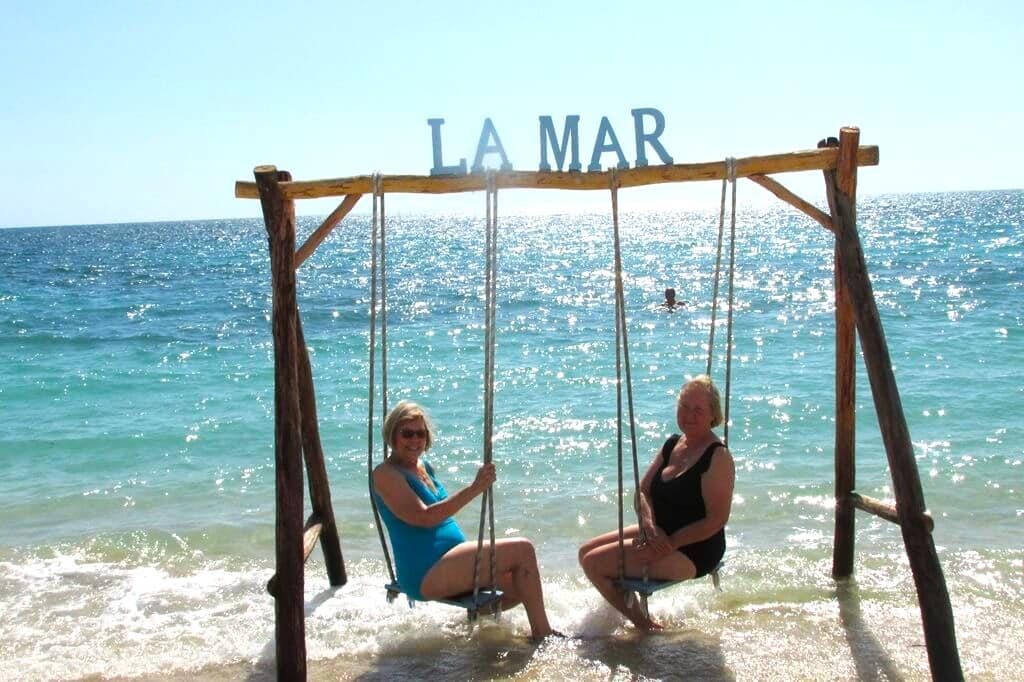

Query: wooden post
[[255, 165, 306, 682], [830, 129, 963, 680], [294, 313, 347, 587], [821, 136, 856, 579]]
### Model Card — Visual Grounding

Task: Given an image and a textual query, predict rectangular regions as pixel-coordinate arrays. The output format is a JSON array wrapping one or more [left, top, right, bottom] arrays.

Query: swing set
[[236, 127, 963, 682]]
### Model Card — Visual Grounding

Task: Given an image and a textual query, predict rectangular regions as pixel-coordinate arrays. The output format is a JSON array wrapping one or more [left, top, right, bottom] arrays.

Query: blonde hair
[[681, 374, 724, 428], [382, 400, 436, 451]]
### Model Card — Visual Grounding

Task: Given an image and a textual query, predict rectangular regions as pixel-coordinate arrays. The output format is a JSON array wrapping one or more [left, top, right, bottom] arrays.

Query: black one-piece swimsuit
[[649, 434, 726, 577]]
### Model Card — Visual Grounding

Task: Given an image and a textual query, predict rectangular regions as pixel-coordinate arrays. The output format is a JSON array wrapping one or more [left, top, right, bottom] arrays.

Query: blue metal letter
[[470, 118, 513, 173], [587, 116, 629, 172], [631, 108, 673, 167], [538, 115, 582, 171], [427, 118, 467, 176]]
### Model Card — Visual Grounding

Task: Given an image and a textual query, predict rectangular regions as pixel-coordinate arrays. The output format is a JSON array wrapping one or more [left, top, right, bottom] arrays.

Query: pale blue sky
[[1, 0, 1021, 228]]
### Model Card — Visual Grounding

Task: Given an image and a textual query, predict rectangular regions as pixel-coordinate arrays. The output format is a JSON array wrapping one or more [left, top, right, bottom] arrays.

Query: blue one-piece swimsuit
[[374, 461, 466, 601]]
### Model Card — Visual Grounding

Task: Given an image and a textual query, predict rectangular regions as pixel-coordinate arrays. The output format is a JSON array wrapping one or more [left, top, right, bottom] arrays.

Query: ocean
[[0, 190, 1021, 680]]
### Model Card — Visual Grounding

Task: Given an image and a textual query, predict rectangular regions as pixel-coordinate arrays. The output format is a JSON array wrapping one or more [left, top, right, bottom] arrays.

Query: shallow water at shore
[[44, 549, 1021, 681]]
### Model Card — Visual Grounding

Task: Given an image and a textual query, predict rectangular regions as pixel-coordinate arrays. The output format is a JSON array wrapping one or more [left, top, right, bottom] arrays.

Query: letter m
[[538, 115, 582, 172]]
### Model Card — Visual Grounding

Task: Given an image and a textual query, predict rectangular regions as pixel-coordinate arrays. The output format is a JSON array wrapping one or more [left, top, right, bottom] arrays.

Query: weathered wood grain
[[236, 146, 880, 199]]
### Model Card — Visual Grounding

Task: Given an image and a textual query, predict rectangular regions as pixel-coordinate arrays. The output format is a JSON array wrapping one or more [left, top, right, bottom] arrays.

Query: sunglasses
[[399, 428, 428, 439]]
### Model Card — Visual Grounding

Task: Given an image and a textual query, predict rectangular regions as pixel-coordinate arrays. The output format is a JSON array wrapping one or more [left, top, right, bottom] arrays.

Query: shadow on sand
[[243, 580, 909, 681], [835, 579, 907, 681], [244, 588, 733, 681], [574, 627, 733, 681], [245, 591, 542, 681]]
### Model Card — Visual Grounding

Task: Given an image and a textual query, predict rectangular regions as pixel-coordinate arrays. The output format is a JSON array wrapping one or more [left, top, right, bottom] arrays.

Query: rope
[[472, 170, 500, 614], [723, 158, 737, 444], [486, 171, 499, 608], [613, 170, 626, 587], [367, 173, 395, 583], [609, 169, 645, 614], [706, 166, 728, 377], [380, 177, 389, 447], [706, 157, 738, 443]]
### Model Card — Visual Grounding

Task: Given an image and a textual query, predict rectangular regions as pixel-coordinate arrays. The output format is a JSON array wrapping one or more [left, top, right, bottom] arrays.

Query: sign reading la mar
[[428, 108, 673, 175]]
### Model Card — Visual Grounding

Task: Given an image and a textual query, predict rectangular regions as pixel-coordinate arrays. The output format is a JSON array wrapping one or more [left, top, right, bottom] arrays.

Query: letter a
[[587, 116, 629, 172], [470, 118, 513, 173]]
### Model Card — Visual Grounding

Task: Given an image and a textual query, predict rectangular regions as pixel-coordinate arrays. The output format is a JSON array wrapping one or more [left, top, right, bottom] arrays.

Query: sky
[[1, 0, 1021, 228]]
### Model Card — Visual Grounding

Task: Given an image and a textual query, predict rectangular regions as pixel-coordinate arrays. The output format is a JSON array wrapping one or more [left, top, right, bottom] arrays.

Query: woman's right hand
[[471, 462, 497, 493]]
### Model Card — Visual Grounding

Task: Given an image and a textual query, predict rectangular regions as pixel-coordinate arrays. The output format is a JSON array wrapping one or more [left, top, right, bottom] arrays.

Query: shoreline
[[29, 548, 1021, 681], [93, 587, 989, 681]]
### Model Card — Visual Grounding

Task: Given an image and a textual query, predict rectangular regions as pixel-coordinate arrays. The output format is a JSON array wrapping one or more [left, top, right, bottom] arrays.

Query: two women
[[373, 375, 733, 635]]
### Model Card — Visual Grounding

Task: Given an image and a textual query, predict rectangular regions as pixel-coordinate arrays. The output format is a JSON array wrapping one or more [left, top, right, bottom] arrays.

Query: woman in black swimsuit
[[578, 374, 735, 630]]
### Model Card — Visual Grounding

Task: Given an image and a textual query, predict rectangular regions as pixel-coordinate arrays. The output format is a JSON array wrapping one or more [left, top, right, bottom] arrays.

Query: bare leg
[[420, 537, 554, 640], [477, 570, 522, 614], [578, 525, 644, 561], [578, 525, 696, 630]]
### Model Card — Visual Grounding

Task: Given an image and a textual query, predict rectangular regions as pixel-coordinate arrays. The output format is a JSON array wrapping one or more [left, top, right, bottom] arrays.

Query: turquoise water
[[0, 190, 1021, 680]]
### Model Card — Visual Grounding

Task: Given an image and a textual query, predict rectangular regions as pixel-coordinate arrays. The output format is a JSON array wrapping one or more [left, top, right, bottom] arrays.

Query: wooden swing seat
[[385, 580, 504, 618], [614, 561, 723, 597]]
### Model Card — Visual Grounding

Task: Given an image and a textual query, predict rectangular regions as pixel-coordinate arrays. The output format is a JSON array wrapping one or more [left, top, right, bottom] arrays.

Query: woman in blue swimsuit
[[373, 400, 557, 640], [578, 375, 735, 630]]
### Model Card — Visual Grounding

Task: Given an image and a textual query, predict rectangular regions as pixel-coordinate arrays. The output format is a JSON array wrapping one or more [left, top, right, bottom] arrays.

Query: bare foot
[[529, 629, 568, 644], [633, 617, 664, 631]]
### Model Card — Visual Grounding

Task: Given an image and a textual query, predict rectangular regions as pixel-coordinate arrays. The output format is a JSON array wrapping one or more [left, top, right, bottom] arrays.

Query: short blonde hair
[[382, 400, 435, 451], [681, 374, 724, 428]]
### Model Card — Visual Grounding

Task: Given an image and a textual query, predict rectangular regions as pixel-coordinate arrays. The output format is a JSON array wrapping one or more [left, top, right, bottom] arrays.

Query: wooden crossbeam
[[236, 145, 879, 200], [748, 174, 834, 232], [294, 194, 362, 269], [850, 492, 935, 533]]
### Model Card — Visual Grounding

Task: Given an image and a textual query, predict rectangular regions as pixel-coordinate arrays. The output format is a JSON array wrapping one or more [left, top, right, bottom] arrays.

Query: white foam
[[2, 546, 1022, 680], [0, 549, 273, 680]]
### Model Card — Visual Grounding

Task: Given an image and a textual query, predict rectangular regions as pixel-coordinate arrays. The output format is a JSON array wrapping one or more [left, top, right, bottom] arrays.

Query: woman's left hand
[[635, 540, 673, 565], [633, 528, 673, 564]]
